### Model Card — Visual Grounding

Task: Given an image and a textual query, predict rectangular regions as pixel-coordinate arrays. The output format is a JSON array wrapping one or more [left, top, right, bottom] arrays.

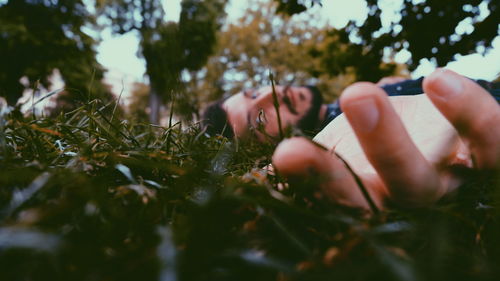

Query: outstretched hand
[[272, 69, 500, 211]]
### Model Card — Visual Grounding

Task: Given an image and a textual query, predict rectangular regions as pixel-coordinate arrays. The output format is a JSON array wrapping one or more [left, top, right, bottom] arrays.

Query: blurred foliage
[[276, 0, 499, 78], [0, 0, 112, 106], [187, 0, 383, 107], [178, 0, 227, 72], [3, 0, 496, 118], [185, 0, 419, 110], [387, 0, 499, 69], [309, 27, 400, 82], [273, 0, 322, 15], [1, 88, 500, 281], [96, 0, 227, 123], [185, 0, 498, 110]]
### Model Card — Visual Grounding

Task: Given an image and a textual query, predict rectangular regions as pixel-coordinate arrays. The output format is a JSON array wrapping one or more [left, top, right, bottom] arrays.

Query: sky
[[96, 0, 500, 97]]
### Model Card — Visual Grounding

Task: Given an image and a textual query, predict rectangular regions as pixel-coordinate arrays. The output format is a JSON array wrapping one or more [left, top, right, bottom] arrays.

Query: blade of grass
[[266, 210, 311, 256], [31, 88, 64, 108], [168, 94, 175, 128], [86, 114, 127, 147], [87, 68, 96, 102], [334, 151, 380, 215], [31, 80, 40, 119], [166, 94, 176, 153], [95, 109, 140, 147], [269, 71, 284, 140], [110, 79, 124, 124], [4, 172, 51, 217]]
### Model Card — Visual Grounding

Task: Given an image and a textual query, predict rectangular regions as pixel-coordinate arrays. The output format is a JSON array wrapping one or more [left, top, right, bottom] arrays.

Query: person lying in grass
[[202, 69, 500, 211]]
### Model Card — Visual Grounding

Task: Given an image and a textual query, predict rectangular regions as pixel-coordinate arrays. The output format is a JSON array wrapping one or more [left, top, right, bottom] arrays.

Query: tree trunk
[[149, 87, 162, 125]]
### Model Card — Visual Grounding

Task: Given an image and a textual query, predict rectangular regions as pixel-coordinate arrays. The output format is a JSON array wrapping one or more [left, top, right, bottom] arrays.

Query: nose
[[252, 87, 280, 107]]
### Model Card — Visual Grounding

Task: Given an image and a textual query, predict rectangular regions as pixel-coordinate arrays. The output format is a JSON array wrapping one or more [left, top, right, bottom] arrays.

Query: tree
[[96, 0, 227, 124], [0, 0, 111, 106], [352, 0, 499, 71], [188, 0, 373, 106], [188, 0, 422, 108], [276, 0, 499, 78], [308, 27, 399, 82], [273, 0, 322, 15]]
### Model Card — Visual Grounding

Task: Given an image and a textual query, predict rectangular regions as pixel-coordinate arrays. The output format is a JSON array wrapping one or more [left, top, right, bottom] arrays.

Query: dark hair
[[201, 99, 234, 138], [305, 85, 322, 101], [296, 85, 324, 135]]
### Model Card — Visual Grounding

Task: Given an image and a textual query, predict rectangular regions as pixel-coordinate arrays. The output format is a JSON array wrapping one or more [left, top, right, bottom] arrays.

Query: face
[[223, 85, 322, 140]]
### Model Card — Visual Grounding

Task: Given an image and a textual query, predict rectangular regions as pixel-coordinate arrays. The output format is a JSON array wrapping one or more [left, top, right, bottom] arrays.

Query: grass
[[0, 98, 499, 281]]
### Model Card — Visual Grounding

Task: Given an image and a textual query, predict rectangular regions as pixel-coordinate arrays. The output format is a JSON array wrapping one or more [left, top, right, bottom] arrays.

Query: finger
[[339, 82, 446, 206], [272, 137, 385, 210], [423, 69, 500, 169]]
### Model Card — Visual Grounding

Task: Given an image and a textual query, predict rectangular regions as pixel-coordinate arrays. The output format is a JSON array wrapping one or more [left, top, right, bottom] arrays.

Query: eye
[[256, 109, 267, 125]]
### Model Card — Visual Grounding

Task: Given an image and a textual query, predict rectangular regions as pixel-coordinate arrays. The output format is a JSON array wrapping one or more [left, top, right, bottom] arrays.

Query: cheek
[[277, 106, 303, 123], [302, 100, 313, 113], [266, 107, 302, 131]]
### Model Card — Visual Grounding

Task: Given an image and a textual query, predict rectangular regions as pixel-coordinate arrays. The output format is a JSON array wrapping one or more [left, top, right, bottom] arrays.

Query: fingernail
[[431, 69, 463, 99], [345, 97, 379, 133]]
